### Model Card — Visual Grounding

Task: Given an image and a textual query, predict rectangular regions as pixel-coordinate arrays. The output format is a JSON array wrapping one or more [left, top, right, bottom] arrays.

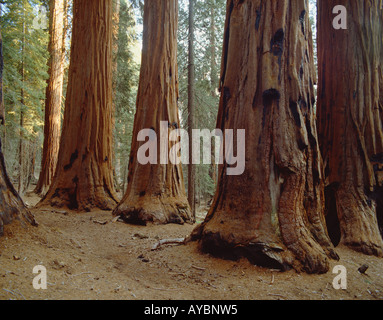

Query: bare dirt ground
[[1, 191, 383, 301]]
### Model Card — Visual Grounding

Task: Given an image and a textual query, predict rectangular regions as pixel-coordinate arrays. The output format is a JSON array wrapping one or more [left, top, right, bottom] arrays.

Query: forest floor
[[0, 190, 383, 301]]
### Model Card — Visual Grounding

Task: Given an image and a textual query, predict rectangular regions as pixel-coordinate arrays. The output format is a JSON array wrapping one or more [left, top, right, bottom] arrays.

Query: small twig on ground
[[191, 265, 206, 271], [92, 220, 108, 226], [268, 293, 286, 300], [151, 238, 186, 251]]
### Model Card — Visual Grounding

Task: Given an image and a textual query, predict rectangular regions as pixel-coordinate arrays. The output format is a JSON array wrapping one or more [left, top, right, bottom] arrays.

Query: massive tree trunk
[[40, 0, 119, 211], [188, 0, 338, 274], [113, 0, 193, 225], [0, 30, 36, 236], [317, 0, 383, 256], [35, 0, 66, 197]]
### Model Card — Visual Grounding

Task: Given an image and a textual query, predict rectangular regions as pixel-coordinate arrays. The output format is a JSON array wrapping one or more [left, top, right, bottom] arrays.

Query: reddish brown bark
[[113, 0, 193, 225], [317, 0, 383, 256], [35, 0, 66, 196], [39, 0, 119, 211], [188, 0, 338, 273]]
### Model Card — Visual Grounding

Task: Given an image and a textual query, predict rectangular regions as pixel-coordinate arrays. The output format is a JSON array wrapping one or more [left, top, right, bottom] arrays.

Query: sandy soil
[[0, 191, 382, 301]]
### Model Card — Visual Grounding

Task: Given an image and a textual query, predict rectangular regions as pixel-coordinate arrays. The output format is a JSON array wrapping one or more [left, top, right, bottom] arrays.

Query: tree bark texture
[[113, 0, 193, 225], [317, 0, 383, 256], [188, 0, 196, 220], [0, 30, 36, 237], [189, 0, 338, 273], [40, 0, 119, 211], [35, 0, 66, 197]]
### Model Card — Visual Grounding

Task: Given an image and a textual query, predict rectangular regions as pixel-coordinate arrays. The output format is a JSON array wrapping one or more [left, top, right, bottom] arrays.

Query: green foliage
[[1, 0, 49, 178], [178, 0, 226, 201]]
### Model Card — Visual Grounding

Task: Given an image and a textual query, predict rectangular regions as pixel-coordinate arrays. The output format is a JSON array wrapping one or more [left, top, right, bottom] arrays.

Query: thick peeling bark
[[188, 0, 338, 273], [35, 0, 65, 197], [0, 30, 36, 236], [317, 0, 383, 256], [39, 0, 119, 211], [113, 0, 193, 225]]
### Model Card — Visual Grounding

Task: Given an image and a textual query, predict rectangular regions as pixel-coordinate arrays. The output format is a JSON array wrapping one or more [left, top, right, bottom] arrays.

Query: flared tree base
[[188, 221, 337, 274], [336, 188, 383, 257], [113, 194, 194, 226], [0, 154, 37, 236], [39, 187, 118, 212]]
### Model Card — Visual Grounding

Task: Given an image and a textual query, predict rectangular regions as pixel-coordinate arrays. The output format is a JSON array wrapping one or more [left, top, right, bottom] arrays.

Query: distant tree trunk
[[209, 1, 218, 186], [189, 0, 338, 274], [188, 0, 196, 219], [113, 0, 193, 225], [317, 0, 383, 256], [18, 14, 26, 196], [0, 29, 37, 236], [40, 0, 119, 211], [35, 0, 66, 197]]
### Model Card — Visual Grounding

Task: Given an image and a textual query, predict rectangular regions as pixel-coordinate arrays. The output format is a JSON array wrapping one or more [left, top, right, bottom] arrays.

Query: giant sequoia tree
[[40, 0, 119, 211], [317, 0, 383, 256], [189, 0, 338, 273], [0, 29, 36, 236], [113, 0, 193, 225], [35, 0, 66, 196]]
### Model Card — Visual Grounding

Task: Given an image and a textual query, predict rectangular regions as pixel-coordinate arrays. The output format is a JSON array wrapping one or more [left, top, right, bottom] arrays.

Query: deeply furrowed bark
[[188, 0, 338, 273], [317, 0, 383, 256], [39, 0, 119, 211], [113, 0, 193, 225], [35, 0, 65, 197]]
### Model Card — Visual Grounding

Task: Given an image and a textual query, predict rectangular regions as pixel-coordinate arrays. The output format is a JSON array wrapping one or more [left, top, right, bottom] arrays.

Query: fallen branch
[[151, 238, 185, 251]]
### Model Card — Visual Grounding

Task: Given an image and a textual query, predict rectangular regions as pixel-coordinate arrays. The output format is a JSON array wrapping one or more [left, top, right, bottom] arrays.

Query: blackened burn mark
[[262, 89, 280, 108], [222, 87, 231, 121], [371, 153, 383, 164], [255, 9, 262, 31], [289, 101, 302, 128], [299, 10, 306, 35], [64, 149, 79, 171], [270, 29, 284, 57]]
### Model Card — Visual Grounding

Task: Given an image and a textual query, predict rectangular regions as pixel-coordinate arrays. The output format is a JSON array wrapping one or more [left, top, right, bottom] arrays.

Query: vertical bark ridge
[[35, 0, 65, 197]]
